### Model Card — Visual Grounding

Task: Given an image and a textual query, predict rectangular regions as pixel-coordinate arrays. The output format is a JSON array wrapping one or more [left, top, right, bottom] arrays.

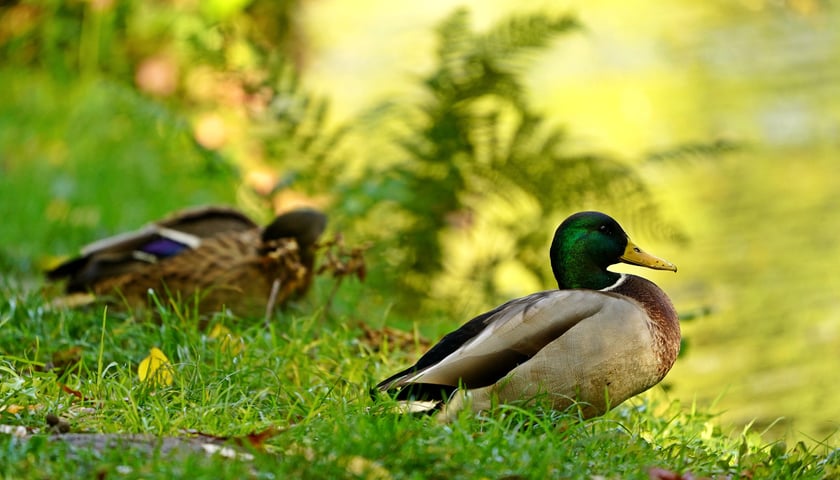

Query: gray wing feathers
[[402, 290, 622, 387]]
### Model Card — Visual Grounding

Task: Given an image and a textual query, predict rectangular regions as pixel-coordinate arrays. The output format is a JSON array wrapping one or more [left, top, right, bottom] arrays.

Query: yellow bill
[[620, 240, 677, 272]]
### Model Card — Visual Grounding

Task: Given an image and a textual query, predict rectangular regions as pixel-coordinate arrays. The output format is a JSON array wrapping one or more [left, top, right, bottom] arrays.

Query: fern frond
[[479, 13, 580, 60]]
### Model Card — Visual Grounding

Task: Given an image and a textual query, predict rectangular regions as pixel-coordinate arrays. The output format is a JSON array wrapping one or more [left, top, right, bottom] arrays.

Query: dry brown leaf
[[59, 383, 85, 400], [179, 425, 287, 451], [244, 425, 285, 448], [315, 234, 369, 282], [357, 324, 430, 353], [49, 346, 83, 371], [648, 467, 716, 480]]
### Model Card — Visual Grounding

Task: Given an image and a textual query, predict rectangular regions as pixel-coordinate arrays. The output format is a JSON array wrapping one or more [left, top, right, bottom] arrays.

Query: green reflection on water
[[656, 149, 840, 442]]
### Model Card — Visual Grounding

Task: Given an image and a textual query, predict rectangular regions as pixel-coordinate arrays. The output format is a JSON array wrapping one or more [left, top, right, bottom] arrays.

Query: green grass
[[1, 285, 837, 479], [0, 68, 240, 274], [0, 66, 837, 480]]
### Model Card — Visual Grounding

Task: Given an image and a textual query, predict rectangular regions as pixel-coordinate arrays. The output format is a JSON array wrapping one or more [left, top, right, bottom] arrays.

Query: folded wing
[[46, 206, 257, 292], [377, 289, 632, 395]]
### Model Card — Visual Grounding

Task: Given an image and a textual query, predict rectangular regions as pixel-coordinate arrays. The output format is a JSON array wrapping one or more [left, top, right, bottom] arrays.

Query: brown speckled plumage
[[47, 206, 326, 318]]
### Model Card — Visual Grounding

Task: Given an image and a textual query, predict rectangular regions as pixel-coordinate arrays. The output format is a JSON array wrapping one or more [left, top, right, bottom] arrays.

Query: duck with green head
[[376, 211, 679, 421]]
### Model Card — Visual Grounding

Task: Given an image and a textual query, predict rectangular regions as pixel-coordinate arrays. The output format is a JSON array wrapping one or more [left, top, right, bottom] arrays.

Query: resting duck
[[376, 211, 679, 421], [47, 206, 327, 318]]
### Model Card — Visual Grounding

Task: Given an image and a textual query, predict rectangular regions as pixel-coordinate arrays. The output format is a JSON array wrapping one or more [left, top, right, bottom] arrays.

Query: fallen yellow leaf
[[208, 324, 230, 339], [3, 404, 41, 415], [138, 347, 174, 386], [344, 455, 392, 480], [209, 324, 245, 355]]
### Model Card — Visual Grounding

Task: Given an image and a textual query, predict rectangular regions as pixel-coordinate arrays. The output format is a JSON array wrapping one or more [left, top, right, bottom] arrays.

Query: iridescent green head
[[549, 211, 676, 290]]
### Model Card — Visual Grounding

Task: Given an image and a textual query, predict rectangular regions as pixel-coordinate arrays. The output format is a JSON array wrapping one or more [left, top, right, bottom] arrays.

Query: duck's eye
[[598, 225, 611, 234]]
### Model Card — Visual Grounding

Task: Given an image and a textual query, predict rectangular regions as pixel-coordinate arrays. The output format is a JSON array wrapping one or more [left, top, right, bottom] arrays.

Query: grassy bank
[[0, 286, 836, 479]]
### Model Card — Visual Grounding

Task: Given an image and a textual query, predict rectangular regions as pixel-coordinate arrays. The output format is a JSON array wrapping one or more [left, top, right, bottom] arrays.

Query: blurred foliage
[[0, 0, 304, 77], [644, 139, 741, 164], [0, 71, 237, 271], [0, 0, 348, 271], [344, 9, 677, 310], [0, 1, 676, 315]]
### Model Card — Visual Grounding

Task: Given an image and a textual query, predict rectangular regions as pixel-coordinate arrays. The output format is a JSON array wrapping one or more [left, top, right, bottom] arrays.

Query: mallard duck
[[47, 205, 327, 317], [376, 211, 679, 421]]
